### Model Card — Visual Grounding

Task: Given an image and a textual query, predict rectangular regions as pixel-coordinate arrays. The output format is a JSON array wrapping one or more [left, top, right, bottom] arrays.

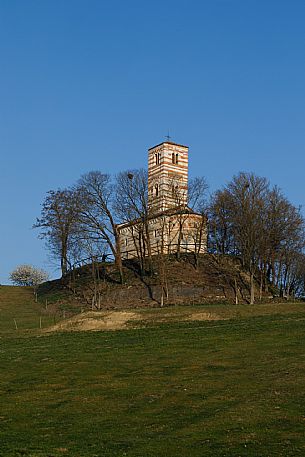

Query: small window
[[155, 152, 161, 165], [125, 239, 128, 246], [155, 184, 159, 196], [172, 153, 178, 164], [154, 230, 157, 237]]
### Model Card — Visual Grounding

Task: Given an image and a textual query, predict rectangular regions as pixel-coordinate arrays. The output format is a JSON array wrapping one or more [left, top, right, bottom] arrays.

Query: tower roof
[[148, 141, 188, 151]]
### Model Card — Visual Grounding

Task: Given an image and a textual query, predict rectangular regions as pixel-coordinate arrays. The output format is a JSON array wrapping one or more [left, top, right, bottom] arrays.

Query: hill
[[37, 254, 275, 315], [0, 285, 55, 334], [1, 286, 305, 456]]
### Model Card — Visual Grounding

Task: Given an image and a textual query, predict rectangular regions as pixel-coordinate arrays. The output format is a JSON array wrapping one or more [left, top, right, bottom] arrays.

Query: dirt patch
[[186, 312, 227, 322], [45, 309, 228, 333], [45, 311, 140, 332]]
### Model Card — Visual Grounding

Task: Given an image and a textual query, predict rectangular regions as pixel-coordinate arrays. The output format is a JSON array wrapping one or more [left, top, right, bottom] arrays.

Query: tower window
[[155, 152, 161, 165], [155, 184, 159, 196], [172, 153, 178, 164]]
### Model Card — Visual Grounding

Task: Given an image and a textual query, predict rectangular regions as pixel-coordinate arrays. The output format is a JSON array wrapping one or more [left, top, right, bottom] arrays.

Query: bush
[[9, 265, 49, 287]]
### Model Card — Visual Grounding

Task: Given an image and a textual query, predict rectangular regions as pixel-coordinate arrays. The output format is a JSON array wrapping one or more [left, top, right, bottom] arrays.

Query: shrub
[[9, 264, 49, 286]]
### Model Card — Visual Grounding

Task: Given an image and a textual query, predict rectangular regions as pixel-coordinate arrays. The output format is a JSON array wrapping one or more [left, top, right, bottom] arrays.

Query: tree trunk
[[144, 220, 153, 275], [234, 278, 239, 305], [114, 234, 124, 284], [61, 256, 68, 277], [259, 270, 263, 301], [60, 236, 69, 277], [250, 271, 255, 304]]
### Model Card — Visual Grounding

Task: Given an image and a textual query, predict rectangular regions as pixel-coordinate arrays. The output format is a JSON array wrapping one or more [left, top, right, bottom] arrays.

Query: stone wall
[[119, 212, 206, 259]]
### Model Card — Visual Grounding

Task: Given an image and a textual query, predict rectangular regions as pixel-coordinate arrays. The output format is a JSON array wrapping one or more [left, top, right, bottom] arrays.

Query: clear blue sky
[[1, 0, 305, 283]]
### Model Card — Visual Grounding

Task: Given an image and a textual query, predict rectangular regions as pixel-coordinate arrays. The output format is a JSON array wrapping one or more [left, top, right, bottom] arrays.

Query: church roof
[[148, 141, 188, 151]]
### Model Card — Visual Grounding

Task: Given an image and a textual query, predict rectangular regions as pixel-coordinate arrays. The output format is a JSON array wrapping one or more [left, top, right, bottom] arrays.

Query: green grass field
[[1, 286, 305, 456]]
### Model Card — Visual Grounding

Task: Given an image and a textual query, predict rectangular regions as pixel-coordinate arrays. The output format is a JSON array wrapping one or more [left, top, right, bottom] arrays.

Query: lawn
[[0, 287, 305, 456]]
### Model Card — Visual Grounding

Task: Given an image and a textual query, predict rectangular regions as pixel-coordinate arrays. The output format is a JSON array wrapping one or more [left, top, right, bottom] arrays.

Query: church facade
[[118, 141, 207, 259]]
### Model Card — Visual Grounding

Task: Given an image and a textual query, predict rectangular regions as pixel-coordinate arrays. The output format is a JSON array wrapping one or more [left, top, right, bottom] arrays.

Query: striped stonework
[[117, 140, 207, 260], [119, 210, 207, 260], [148, 142, 188, 213]]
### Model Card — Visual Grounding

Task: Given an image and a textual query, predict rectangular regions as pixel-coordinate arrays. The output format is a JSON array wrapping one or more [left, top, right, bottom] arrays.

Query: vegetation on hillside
[[34, 169, 305, 306], [36, 254, 281, 314]]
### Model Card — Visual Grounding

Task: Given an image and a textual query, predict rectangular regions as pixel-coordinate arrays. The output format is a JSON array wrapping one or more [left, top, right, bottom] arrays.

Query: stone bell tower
[[147, 141, 189, 213]]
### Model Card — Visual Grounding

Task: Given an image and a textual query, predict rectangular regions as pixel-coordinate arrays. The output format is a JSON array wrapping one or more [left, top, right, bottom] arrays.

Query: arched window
[[155, 184, 159, 196], [172, 153, 179, 164], [155, 152, 160, 165]]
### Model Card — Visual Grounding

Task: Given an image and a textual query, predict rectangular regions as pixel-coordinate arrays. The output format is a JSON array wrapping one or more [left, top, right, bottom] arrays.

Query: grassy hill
[[0, 286, 55, 334], [1, 286, 305, 456]]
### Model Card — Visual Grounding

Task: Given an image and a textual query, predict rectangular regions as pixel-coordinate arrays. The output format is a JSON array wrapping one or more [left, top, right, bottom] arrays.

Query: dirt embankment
[[39, 254, 274, 314]]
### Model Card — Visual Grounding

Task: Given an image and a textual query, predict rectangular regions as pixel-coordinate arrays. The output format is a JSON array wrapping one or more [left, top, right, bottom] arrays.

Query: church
[[118, 141, 207, 259]]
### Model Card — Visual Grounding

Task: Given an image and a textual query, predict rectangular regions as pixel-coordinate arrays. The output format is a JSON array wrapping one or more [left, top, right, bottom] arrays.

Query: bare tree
[[211, 173, 269, 303], [276, 204, 305, 298], [190, 213, 207, 268], [288, 252, 305, 298], [209, 189, 235, 255], [209, 172, 305, 303], [169, 175, 208, 259], [188, 177, 208, 267], [188, 177, 209, 213], [76, 171, 124, 283], [155, 215, 170, 306], [34, 189, 80, 277], [115, 169, 154, 275]]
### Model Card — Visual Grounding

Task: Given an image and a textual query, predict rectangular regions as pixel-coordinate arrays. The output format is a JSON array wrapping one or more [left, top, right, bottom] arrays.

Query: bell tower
[[148, 141, 189, 213]]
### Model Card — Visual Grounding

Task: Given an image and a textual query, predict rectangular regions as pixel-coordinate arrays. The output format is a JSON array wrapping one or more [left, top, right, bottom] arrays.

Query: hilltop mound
[[38, 254, 273, 314]]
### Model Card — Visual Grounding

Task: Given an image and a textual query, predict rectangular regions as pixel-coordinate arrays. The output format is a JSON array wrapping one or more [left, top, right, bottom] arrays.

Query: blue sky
[[0, 0, 305, 283]]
